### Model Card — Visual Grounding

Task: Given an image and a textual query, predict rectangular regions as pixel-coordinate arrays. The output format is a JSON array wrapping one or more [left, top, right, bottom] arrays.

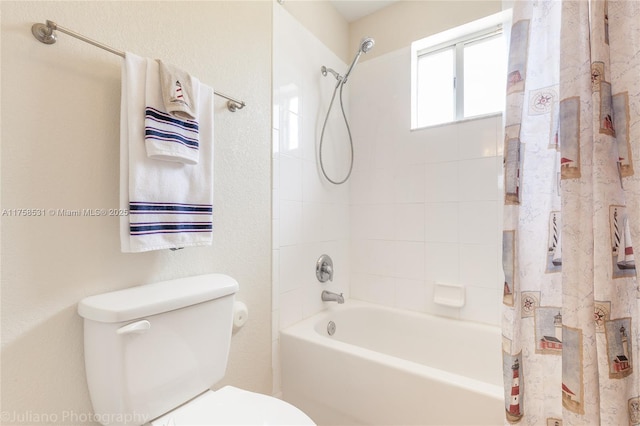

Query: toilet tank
[[77, 274, 239, 426]]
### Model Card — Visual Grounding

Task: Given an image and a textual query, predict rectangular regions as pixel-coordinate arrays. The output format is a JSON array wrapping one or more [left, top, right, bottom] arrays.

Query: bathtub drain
[[327, 321, 336, 336]]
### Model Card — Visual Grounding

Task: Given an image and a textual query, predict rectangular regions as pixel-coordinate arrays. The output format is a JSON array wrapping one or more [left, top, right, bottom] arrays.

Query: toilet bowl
[[78, 274, 315, 426], [151, 387, 313, 425]]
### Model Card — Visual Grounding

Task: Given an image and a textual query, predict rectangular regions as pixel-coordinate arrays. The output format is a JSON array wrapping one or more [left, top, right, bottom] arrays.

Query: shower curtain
[[501, 0, 640, 424]]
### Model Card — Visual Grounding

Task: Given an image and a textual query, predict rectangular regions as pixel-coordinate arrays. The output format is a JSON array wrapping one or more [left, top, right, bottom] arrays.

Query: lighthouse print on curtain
[[501, 1, 640, 425]]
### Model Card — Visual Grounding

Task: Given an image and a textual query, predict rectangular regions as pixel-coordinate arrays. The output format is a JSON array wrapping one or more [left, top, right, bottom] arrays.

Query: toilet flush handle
[[116, 319, 151, 335]]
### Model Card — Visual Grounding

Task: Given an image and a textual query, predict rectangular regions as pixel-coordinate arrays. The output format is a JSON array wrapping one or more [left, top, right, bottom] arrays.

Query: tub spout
[[321, 290, 344, 304]]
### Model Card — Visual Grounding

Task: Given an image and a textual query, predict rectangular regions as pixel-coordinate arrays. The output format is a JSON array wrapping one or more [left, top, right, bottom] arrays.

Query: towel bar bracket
[[31, 22, 56, 45], [30, 20, 246, 113], [227, 100, 242, 112]]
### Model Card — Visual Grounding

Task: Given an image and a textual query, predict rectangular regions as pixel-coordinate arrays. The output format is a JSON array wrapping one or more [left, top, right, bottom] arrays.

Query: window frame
[[411, 10, 512, 130], [415, 44, 456, 126]]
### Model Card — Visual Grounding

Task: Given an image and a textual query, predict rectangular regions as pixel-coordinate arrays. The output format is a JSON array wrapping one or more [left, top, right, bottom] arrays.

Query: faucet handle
[[321, 264, 333, 281], [316, 254, 334, 283]]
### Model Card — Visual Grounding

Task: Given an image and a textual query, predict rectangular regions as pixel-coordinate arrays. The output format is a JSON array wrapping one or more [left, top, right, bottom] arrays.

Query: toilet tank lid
[[78, 274, 239, 323]]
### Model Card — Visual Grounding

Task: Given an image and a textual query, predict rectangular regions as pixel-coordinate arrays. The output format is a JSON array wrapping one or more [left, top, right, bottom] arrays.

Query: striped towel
[[144, 106, 199, 165], [128, 202, 212, 237], [120, 53, 214, 252]]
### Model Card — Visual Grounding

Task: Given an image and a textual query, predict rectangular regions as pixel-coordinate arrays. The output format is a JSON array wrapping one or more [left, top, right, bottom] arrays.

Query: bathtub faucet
[[321, 290, 344, 304]]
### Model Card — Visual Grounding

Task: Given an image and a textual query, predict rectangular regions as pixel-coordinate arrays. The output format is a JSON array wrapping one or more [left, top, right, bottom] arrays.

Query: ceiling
[[329, 0, 398, 22]]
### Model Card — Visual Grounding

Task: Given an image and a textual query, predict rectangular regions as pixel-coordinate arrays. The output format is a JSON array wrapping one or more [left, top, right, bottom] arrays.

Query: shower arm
[[322, 51, 361, 87], [321, 66, 342, 81], [342, 51, 362, 85]]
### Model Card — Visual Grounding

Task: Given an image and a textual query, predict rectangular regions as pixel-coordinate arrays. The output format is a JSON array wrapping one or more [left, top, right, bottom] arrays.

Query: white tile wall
[[424, 203, 459, 243], [349, 47, 503, 326], [273, 3, 504, 397], [272, 6, 351, 396], [394, 203, 425, 242], [425, 161, 460, 202], [394, 278, 428, 312], [458, 117, 499, 159]]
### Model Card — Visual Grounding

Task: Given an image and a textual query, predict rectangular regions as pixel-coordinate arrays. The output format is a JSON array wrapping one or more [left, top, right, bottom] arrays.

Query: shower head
[[360, 37, 375, 53], [342, 36, 375, 85]]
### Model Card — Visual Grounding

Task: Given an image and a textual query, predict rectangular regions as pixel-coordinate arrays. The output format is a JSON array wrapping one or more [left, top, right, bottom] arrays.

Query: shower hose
[[318, 79, 353, 185]]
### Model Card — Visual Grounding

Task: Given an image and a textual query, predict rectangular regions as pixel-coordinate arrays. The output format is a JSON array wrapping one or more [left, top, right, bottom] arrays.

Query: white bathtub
[[280, 300, 504, 425]]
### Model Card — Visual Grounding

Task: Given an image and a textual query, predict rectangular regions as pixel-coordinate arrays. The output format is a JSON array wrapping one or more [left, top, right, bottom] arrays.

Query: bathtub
[[280, 300, 504, 425]]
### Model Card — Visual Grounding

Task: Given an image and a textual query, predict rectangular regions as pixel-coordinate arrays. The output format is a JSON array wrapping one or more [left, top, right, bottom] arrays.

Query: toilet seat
[[150, 386, 315, 425]]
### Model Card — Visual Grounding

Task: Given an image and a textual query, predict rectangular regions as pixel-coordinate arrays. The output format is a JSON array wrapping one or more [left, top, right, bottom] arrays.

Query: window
[[411, 10, 511, 129]]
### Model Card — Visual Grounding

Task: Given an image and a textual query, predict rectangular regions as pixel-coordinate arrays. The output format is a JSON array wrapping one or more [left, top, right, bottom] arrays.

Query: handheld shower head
[[318, 36, 375, 185], [360, 37, 375, 53], [343, 36, 375, 85]]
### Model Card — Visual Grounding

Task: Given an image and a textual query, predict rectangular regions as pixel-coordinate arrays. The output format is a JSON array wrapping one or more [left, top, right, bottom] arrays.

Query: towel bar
[[31, 20, 246, 112]]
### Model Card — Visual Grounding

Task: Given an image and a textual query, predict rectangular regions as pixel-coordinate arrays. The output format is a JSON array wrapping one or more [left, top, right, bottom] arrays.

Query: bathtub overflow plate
[[327, 320, 336, 336]]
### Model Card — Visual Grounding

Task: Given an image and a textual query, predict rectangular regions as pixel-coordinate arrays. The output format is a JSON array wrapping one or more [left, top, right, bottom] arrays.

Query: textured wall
[[281, 0, 350, 63], [1, 1, 272, 424]]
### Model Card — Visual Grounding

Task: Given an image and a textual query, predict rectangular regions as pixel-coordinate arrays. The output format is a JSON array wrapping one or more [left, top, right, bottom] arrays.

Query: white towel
[[158, 60, 198, 120], [120, 52, 214, 253], [144, 107, 200, 165]]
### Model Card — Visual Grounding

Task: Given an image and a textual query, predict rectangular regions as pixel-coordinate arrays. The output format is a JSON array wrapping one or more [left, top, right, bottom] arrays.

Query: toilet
[[77, 274, 315, 426]]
